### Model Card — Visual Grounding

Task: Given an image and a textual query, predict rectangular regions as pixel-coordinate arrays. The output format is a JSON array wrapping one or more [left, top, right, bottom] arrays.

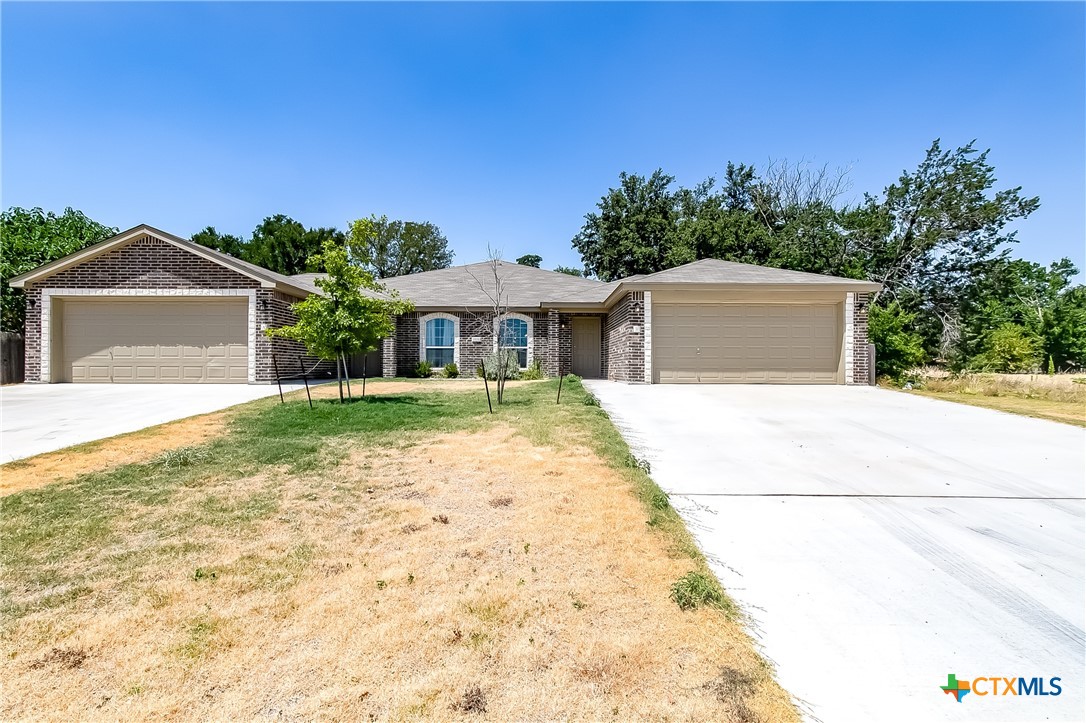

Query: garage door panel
[[60, 299, 248, 384], [653, 303, 841, 384]]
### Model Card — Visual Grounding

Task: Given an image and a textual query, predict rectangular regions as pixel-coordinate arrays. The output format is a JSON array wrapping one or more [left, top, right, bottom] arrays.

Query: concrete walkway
[[585, 382, 1085, 722], [0, 383, 312, 462]]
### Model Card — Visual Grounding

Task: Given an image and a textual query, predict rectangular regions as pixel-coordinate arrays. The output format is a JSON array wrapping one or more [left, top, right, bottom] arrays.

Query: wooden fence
[[1, 332, 25, 384]]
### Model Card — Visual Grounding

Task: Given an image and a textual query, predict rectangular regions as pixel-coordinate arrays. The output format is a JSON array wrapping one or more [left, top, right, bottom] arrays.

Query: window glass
[[499, 318, 529, 367], [426, 318, 454, 348], [426, 347, 454, 366]]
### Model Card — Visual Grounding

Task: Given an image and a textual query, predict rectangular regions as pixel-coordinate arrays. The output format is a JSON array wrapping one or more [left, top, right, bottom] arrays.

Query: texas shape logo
[[942, 674, 971, 702]]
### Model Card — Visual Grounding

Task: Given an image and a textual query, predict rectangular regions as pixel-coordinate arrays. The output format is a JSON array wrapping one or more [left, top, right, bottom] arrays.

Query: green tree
[[246, 215, 344, 276], [191, 226, 246, 258], [867, 301, 926, 382], [572, 170, 680, 281], [348, 215, 453, 278], [1, 207, 117, 332], [671, 164, 775, 268], [554, 265, 584, 277], [516, 254, 542, 268], [856, 140, 1040, 355], [956, 257, 1084, 371], [1048, 285, 1086, 371], [267, 231, 413, 402], [972, 323, 1041, 372]]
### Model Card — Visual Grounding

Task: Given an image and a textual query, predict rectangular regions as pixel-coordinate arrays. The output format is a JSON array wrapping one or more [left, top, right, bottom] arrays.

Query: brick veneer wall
[[543, 312, 608, 378], [21, 235, 334, 383], [852, 292, 872, 384], [605, 292, 646, 382], [385, 310, 550, 377], [257, 290, 336, 382]]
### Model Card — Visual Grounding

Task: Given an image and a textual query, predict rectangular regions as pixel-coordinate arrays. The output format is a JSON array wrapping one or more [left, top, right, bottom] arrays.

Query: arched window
[[498, 317, 530, 368], [423, 316, 456, 366]]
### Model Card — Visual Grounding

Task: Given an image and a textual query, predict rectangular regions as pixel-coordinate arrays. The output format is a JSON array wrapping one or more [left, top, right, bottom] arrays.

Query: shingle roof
[[376, 261, 607, 309], [630, 258, 879, 287]]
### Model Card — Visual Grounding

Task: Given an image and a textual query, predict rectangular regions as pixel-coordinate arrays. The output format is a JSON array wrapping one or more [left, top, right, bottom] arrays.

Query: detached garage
[[10, 224, 328, 384]]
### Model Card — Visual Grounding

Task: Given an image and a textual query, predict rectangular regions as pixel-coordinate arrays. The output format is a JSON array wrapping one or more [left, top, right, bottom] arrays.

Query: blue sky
[[3, 2, 1083, 274]]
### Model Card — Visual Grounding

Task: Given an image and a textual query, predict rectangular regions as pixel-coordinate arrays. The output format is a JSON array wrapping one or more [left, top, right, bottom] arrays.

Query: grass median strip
[[1, 378, 796, 720]]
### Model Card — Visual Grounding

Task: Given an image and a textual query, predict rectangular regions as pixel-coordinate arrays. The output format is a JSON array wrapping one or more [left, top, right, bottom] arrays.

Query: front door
[[571, 317, 601, 378]]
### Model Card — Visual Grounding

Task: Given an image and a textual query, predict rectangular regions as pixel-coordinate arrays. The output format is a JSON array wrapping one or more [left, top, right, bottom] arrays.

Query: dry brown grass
[[1, 424, 795, 721], [912, 370, 1086, 398], [903, 372, 1086, 427], [0, 413, 227, 496], [908, 391, 1086, 427]]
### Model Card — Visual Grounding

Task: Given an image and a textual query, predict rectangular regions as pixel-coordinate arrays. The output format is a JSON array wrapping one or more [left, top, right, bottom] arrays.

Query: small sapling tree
[[467, 249, 520, 406], [268, 235, 413, 402]]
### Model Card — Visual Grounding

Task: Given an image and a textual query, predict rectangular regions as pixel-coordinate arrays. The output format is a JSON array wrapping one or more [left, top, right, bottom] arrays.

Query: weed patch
[[452, 686, 487, 714], [671, 571, 731, 613]]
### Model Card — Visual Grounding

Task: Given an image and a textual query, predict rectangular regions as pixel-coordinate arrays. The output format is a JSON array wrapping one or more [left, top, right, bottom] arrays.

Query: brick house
[[11, 224, 879, 385]]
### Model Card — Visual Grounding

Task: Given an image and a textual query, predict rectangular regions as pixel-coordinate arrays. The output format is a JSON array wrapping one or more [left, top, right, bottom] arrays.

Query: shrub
[[670, 571, 728, 612], [480, 350, 520, 381], [520, 358, 545, 380], [414, 360, 433, 378], [868, 301, 926, 383], [972, 323, 1041, 373], [650, 490, 670, 510], [443, 362, 459, 378]]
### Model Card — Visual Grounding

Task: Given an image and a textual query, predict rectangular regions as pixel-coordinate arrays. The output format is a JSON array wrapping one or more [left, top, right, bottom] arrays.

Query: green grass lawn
[[2, 379, 703, 612], [2, 378, 796, 720]]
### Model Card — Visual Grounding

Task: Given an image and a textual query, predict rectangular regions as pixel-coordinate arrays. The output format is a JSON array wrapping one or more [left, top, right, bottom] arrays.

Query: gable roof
[[9, 224, 315, 297], [377, 261, 607, 309], [630, 258, 882, 288]]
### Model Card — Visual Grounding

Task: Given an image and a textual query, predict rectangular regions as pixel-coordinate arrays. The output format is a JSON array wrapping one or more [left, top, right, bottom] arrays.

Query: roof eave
[[8, 224, 313, 297], [625, 280, 883, 292]]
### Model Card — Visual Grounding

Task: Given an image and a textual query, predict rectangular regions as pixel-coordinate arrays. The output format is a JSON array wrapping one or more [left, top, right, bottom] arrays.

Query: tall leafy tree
[[348, 215, 453, 278], [957, 257, 1085, 371], [554, 265, 585, 277], [246, 215, 344, 276], [855, 140, 1041, 360], [572, 170, 681, 281], [191, 226, 246, 258], [1, 207, 117, 332], [267, 230, 413, 402], [515, 254, 542, 268]]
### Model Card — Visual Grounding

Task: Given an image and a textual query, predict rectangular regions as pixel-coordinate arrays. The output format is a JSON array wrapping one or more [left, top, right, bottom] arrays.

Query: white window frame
[[493, 312, 534, 369], [419, 312, 459, 368]]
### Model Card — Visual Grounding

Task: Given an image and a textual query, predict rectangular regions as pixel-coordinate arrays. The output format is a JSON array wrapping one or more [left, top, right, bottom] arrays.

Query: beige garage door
[[653, 303, 841, 384], [58, 298, 248, 383]]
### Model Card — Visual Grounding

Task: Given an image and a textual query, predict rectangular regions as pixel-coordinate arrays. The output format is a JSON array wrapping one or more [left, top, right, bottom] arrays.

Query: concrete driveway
[[0, 383, 306, 462], [584, 382, 1085, 722]]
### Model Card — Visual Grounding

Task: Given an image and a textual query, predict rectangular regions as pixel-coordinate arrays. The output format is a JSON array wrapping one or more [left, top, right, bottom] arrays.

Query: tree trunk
[[342, 351, 352, 400], [336, 354, 344, 403]]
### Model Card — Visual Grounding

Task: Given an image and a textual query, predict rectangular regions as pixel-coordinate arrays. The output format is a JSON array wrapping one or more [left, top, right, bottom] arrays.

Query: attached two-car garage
[[652, 301, 843, 384], [53, 298, 249, 383]]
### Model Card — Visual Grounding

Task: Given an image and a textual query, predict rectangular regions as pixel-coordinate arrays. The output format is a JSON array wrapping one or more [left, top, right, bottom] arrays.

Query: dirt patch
[[0, 412, 227, 496], [28, 647, 88, 671], [2, 425, 796, 721]]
